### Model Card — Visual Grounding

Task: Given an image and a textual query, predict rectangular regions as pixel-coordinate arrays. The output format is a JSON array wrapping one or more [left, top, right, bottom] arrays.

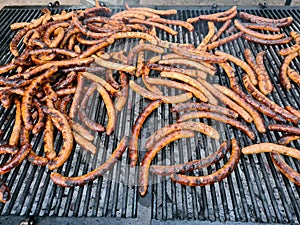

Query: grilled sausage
[[170, 138, 240, 186]]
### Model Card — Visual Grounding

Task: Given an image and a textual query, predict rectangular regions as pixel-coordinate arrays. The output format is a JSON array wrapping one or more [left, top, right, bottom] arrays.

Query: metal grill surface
[[0, 5, 299, 225]]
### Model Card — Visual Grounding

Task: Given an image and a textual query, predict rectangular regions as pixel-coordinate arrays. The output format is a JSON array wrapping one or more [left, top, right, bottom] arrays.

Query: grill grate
[[0, 5, 299, 224]]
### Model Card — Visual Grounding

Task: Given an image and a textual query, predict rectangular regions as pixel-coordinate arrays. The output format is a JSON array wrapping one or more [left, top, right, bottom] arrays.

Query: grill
[[0, 4, 300, 225]]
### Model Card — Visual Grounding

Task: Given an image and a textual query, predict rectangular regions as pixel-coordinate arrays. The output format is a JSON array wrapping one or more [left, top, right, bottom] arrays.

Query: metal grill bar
[[0, 5, 299, 225]]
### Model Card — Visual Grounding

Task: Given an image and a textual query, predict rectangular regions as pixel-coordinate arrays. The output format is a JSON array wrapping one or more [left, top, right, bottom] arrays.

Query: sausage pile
[[0, 2, 299, 203]]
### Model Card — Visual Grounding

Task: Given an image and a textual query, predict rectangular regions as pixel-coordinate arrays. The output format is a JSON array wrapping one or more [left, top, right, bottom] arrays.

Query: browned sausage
[[170, 138, 240, 186], [170, 102, 238, 119], [268, 124, 300, 136], [270, 152, 300, 186], [78, 83, 106, 133], [0, 142, 31, 174], [50, 136, 128, 187], [242, 143, 300, 160], [243, 34, 292, 45], [150, 140, 231, 176], [129, 100, 162, 167], [145, 121, 219, 149], [178, 111, 256, 141], [242, 74, 298, 124], [139, 130, 195, 196]]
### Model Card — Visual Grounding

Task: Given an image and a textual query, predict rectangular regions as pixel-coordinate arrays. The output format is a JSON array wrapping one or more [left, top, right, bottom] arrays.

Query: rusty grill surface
[[0, 5, 299, 225]]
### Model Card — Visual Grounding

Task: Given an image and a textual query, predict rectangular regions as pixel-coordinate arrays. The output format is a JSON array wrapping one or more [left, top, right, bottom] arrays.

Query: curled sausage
[[203, 32, 243, 51], [270, 152, 300, 186], [147, 77, 210, 102], [78, 83, 105, 133], [187, 6, 237, 23], [129, 80, 193, 104], [50, 136, 128, 187], [147, 17, 194, 31], [129, 100, 162, 167], [160, 71, 216, 104], [178, 111, 256, 141], [238, 12, 293, 27], [21, 66, 58, 131], [45, 103, 74, 170], [93, 55, 136, 73], [279, 52, 298, 90], [145, 121, 220, 149], [147, 63, 207, 79], [169, 44, 226, 63], [158, 58, 216, 76], [96, 83, 116, 135], [139, 130, 195, 196], [0, 142, 31, 174], [170, 138, 240, 186], [150, 140, 231, 176]]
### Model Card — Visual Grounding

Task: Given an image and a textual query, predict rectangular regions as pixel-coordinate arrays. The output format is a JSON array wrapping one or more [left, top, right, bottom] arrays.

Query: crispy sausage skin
[[50, 137, 128, 187], [170, 138, 240, 186]]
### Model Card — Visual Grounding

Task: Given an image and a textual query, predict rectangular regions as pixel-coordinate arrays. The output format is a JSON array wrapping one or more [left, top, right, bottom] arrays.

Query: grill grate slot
[[0, 5, 299, 224]]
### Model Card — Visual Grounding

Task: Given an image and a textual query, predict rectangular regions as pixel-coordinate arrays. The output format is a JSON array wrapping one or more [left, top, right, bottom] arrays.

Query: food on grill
[[45, 103, 74, 170], [129, 80, 193, 104], [150, 139, 231, 176], [278, 135, 300, 145], [268, 124, 300, 135], [0, 2, 300, 204], [238, 11, 293, 27], [270, 152, 300, 186], [50, 136, 128, 187], [214, 84, 266, 133], [203, 31, 243, 51], [139, 130, 195, 196], [170, 102, 238, 119], [279, 52, 298, 90], [234, 19, 285, 40], [287, 67, 300, 86], [242, 143, 300, 160], [211, 20, 232, 42], [170, 138, 240, 186], [242, 75, 298, 124], [145, 121, 220, 149], [0, 142, 31, 175], [129, 99, 162, 167], [242, 34, 292, 45], [187, 6, 237, 23], [177, 111, 256, 140]]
